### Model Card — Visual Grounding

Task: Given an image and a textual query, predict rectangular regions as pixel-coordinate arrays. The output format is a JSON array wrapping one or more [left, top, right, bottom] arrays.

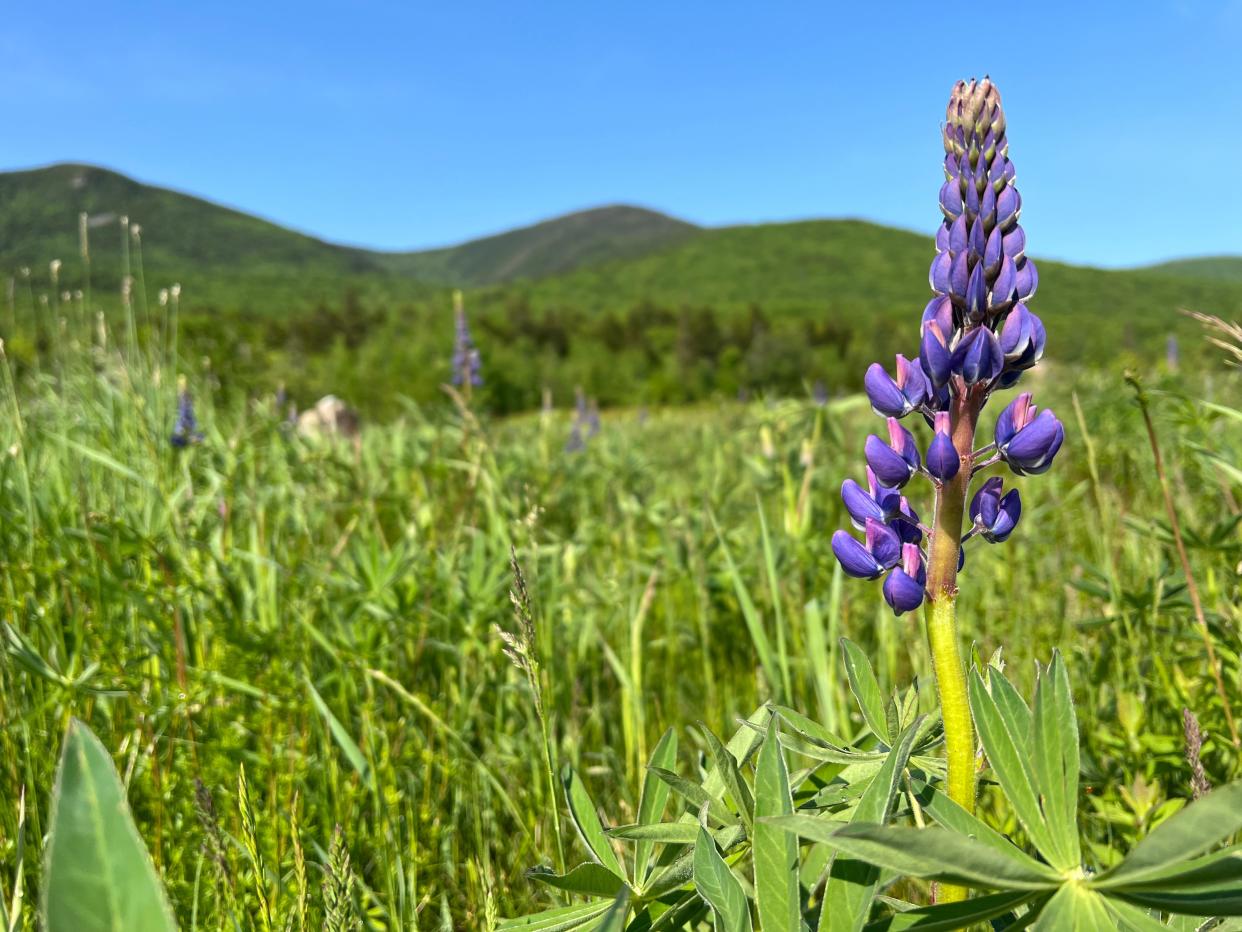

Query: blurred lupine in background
[[830, 76, 1063, 901], [170, 375, 204, 448], [451, 288, 483, 392]]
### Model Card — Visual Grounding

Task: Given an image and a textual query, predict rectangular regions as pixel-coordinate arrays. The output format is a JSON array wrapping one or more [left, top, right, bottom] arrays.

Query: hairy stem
[[924, 388, 981, 904]]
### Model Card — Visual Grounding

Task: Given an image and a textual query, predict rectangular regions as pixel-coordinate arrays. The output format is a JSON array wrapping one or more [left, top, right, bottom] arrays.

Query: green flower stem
[[923, 389, 981, 904]]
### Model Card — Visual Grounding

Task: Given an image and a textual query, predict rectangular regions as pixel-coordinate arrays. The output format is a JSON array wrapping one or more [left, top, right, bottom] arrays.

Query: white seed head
[[49, 259, 62, 277]]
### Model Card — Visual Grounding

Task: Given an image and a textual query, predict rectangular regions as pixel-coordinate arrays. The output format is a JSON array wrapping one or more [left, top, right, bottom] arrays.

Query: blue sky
[[3, 1, 1240, 267]]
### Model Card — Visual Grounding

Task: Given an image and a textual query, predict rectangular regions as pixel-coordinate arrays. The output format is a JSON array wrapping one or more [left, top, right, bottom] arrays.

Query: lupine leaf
[[609, 822, 700, 844], [648, 767, 735, 825], [771, 704, 852, 750], [841, 639, 891, 745], [914, 780, 1061, 878], [1033, 884, 1111, 930], [771, 822, 1061, 891], [635, 727, 678, 885], [753, 720, 800, 932], [644, 824, 748, 900], [860, 889, 1043, 931], [693, 825, 753, 932], [968, 669, 1059, 863], [496, 901, 615, 931], [815, 717, 922, 931], [527, 863, 627, 898], [1030, 652, 1081, 869], [562, 766, 627, 881], [1101, 898, 1180, 931], [1093, 781, 1242, 888], [41, 720, 178, 932], [700, 723, 755, 830], [1113, 886, 1242, 917], [591, 888, 630, 932], [1092, 845, 1242, 892]]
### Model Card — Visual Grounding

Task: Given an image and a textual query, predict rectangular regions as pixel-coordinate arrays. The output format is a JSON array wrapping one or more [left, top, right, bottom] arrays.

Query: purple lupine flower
[[171, 378, 204, 448], [865, 418, 920, 487], [451, 291, 483, 388], [969, 477, 1021, 542], [995, 393, 1064, 475], [883, 543, 926, 615], [831, 77, 1063, 615], [864, 355, 929, 418]]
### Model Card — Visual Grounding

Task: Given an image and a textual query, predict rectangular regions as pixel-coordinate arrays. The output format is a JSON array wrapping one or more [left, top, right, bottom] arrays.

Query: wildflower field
[[5, 77, 1242, 930]]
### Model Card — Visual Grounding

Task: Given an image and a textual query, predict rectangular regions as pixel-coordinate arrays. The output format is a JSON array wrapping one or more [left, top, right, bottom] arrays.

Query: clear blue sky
[[3, 1, 1239, 267]]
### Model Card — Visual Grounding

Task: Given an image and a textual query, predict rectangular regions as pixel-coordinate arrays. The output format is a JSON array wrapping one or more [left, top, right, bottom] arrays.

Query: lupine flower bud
[[950, 326, 1003, 384], [995, 393, 1064, 475], [864, 418, 920, 487], [969, 477, 1022, 542], [864, 355, 929, 418], [925, 411, 960, 481], [882, 543, 926, 615]]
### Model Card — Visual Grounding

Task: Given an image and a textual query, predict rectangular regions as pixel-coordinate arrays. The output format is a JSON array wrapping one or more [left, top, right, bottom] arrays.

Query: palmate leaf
[[41, 720, 178, 932], [1092, 781, 1242, 889], [562, 766, 627, 882], [693, 824, 753, 932], [753, 719, 800, 932], [967, 668, 1061, 866], [1030, 652, 1081, 868]]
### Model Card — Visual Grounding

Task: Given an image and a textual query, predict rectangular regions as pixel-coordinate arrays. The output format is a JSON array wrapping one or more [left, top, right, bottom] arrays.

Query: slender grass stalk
[[1127, 373, 1240, 747]]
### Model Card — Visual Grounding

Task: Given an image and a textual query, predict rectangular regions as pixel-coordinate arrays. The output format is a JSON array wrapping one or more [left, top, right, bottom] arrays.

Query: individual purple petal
[[864, 418, 920, 487], [983, 225, 1003, 277], [948, 214, 968, 255], [896, 354, 930, 407], [929, 250, 953, 295], [865, 518, 903, 569], [965, 263, 989, 321], [940, 179, 962, 219], [949, 251, 969, 299], [892, 495, 923, 544], [964, 174, 981, 218], [991, 255, 1018, 310], [992, 488, 1022, 540], [997, 186, 1021, 230], [922, 295, 956, 336], [999, 304, 1033, 358], [935, 222, 951, 254], [1015, 258, 1039, 301], [842, 478, 884, 529], [969, 476, 1004, 526], [994, 392, 1033, 449], [1003, 225, 1026, 262], [968, 217, 986, 262], [832, 529, 884, 579], [979, 183, 996, 229], [920, 322, 953, 387]]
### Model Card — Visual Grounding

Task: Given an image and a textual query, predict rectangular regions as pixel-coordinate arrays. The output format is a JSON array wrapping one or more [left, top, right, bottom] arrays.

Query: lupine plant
[[452, 288, 484, 393], [503, 78, 1242, 931], [829, 76, 1061, 890]]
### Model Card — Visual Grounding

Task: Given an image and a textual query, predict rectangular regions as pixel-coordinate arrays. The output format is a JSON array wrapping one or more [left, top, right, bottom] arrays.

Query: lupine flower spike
[[451, 289, 483, 390], [171, 375, 205, 448], [830, 79, 1063, 899]]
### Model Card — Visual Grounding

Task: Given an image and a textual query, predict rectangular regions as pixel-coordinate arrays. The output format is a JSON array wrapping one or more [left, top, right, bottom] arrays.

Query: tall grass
[[0, 276, 1240, 927]]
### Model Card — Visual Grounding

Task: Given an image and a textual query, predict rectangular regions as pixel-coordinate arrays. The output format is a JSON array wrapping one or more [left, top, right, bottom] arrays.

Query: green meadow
[[2, 168, 1242, 928]]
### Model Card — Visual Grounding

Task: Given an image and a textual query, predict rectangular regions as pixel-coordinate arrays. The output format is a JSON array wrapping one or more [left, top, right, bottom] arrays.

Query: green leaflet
[[41, 720, 177, 932]]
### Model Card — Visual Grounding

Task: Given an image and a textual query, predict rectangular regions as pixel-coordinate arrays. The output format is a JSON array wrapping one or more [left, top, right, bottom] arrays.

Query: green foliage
[[41, 720, 177, 932]]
